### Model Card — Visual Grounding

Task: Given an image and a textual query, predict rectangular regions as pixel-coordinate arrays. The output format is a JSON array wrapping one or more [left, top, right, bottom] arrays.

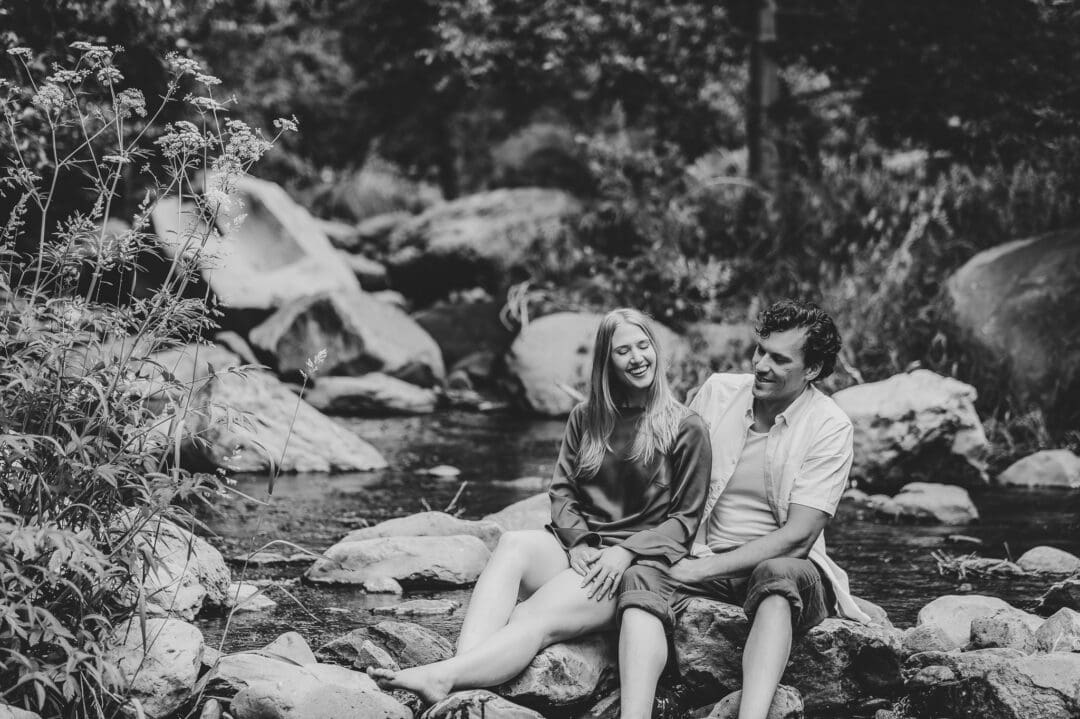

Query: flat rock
[[305, 535, 490, 586], [482, 493, 550, 531], [673, 598, 902, 713], [1036, 577, 1080, 614], [249, 290, 444, 387], [230, 551, 311, 567], [708, 685, 803, 719], [107, 618, 204, 719], [505, 312, 689, 416], [318, 621, 453, 670], [340, 251, 390, 290], [916, 595, 1014, 650], [998, 450, 1080, 489], [225, 582, 277, 613], [261, 632, 317, 665], [421, 690, 545, 719], [0, 706, 42, 719], [902, 624, 957, 657], [305, 373, 438, 416], [1035, 608, 1080, 652], [180, 368, 387, 473], [969, 609, 1042, 653], [832, 370, 990, 492], [499, 633, 616, 707], [231, 678, 411, 719], [1016, 546, 1080, 574], [151, 176, 358, 313], [870, 482, 979, 524], [363, 577, 404, 594], [343, 511, 503, 550], [371, 599, 459, 617], [206, 652, 378, 699]]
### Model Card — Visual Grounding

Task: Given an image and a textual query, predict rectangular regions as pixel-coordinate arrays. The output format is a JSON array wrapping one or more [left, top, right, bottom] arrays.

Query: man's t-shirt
[[706, 427, 779, 550]]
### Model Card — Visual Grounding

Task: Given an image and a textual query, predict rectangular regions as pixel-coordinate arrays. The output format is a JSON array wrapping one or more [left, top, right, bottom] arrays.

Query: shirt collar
[[743, 382, 818, 428]]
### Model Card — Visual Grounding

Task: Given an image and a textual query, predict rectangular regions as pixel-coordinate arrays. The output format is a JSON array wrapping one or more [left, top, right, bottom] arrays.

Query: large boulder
[[304, 535, 490, 586], [915, 595, 1014, 651], [969, 609, 1043, 653], [231, 678, 411, 719], [311, 159, 440, 224], [304, 374, 438, 416], [997, 450, 1080, 489], [1036, 608, 1080, 653], [150, 176, 358, 315], [249, 290, 444, 387], [499, 634, 616, 707], [206, 651, 377, 699], [945, 229, 1080, 424], [0, 706, 40, 719], [708, 685, 804, 719], [412, 300, 513, 367], [1017, 546, 1080, 575], [107, 618, 204, 719], [341, 511, 504, 550], [673, 598, 902, 713], [832, 370, 990, 492], [387, 188, 582, 303], [317, 621, 453, 670], [180, 369, 387, 473], [1037, 577, 1080, 614], [506, 312, 690, 416], [422, 690, 545, 719], [482, 494, 550, 532], [868, 482, 979, 524]]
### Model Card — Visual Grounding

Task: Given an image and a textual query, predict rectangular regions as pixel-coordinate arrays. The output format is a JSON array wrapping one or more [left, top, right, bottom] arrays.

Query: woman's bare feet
[[367, 665, 454, 705]]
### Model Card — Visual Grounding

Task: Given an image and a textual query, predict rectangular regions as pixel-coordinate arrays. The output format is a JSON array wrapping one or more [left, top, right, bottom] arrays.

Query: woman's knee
[[493, 530, 548, 561]]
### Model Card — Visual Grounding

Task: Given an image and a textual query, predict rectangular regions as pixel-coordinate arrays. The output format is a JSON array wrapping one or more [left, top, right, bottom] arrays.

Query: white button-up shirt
[[688, 373, 870, 623]]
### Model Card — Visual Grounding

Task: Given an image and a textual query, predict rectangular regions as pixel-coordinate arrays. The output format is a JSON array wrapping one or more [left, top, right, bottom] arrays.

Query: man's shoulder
[[690, 373, 753, 414], [700, 372, 754, 397], [805, 386, 854, 430]]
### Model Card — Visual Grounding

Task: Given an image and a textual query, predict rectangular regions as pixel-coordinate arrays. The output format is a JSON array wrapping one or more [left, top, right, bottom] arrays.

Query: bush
[[0, 43, 292, 716]]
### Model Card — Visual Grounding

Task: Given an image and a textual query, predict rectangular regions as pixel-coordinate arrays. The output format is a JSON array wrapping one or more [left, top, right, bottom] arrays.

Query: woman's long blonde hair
[[575, 308, 686, 479]]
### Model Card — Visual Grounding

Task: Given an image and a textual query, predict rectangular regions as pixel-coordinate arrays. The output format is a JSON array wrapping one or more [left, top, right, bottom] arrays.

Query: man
[[615, 299, 870, 719]]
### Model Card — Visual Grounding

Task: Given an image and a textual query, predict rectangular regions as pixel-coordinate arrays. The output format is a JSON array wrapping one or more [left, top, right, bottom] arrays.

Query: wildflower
[[81, 45, 114, 68], [31, 84, 66, 115], [69, 41, 93, 51], [273, 116, 299, 133], [116, 88, 146, 118], [194, 73, 222, 87], [222, 119, 271, 164], [166, 52, 201, 76], [155, 121, 211, 158], [189, 96, 227, 113], [102, 154, 131, 165], [96, 66, 123, 85], [7, 47, 33, 60], [47, 69, 85, 85], [301, 349, 328, 380]]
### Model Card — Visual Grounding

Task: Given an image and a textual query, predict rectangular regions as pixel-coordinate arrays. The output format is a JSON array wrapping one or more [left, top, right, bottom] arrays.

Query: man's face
[[751, 327, 820, 408]]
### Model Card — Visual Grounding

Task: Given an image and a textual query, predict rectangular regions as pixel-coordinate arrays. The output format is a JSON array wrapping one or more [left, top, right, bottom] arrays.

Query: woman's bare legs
[[455, 530, 570, 653], [369, 568, 616, 703], [618, 608, 668, 719]]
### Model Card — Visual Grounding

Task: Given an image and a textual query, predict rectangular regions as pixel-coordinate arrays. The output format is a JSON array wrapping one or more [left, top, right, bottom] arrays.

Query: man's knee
[[619, 563, 664, 592], [749, 557, 809, 586]]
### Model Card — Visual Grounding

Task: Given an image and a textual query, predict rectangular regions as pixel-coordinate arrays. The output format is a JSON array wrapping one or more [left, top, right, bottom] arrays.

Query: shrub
[[0, 43, 292, 716]]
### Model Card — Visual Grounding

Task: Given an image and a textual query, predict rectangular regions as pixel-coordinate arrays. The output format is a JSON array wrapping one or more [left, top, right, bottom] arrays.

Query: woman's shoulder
[[675, 405, 710, 439]]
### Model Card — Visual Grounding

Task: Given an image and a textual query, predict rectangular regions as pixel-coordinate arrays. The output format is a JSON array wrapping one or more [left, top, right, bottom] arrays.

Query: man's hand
[[667, 557, 708, 585], [567, 545, 600, 576], [580, 545, 634, 600]]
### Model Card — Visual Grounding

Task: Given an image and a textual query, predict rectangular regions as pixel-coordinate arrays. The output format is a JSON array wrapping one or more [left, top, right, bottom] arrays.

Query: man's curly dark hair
[[755, 299, 842, 381]]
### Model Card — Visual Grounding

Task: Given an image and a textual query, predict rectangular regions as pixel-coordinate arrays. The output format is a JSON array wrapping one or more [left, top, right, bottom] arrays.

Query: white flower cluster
[[166, 52, 202, 77], [31, 84, 66, 115], [155, 120, 211, 159], [216, 119, 272, 171], [117, 88, 146, 118]]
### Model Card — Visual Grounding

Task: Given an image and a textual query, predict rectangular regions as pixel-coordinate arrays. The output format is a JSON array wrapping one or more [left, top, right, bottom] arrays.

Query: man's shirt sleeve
[[788, 418, 854, 517]]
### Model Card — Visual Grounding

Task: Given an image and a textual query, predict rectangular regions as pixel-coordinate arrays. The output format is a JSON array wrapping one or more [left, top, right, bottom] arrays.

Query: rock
[[342, 511, 503, 550], [871, 482, 979, 524], [372, 599, 459, 617], [372, 289, 409, 310], [363, 577, 404, 594], [1035, 608, 1080, 652], [413, 300, 513, 367], [708, 685, 804, 719], [832, 370, 990, 492], [945, 229, 1080, 422], [673, 598, 902, 713], [214, 331, 259, 365], [1017, 546, 1080, 574], [181, 369, 387, 473], [120, 514, 231, 620], [387, 188, 582, 303], [685, 322, 756, 372], [314, 217, 360, 249], [339, 252, 390, 290], [317, 621, 453, 670], [1037, 577, 1080, 614], [107, 618, 204, 719], [499, 634, 616, 707], [348, 640, 400, 672], [261, 632, 317, 665], [998, 450, 1080, 489], [854, 597, 894, 630], [206, 652, 378, 699], [305, 535, 490, 586], [133, 343, 245, 400], [231, 551, 311, 567], [224, 582, 277, 613], [353, 211, 415, 251], [313, 159, 439, 224], [490, 121, 591, 193], [916, 595, 1014, 651], [902, 624, 957, 657], [305, 374, 438, 416], [417, 464, 461, 478], [421, 690, 545, 719], [482, 493, 550, 531], [231, 678, 411, 719], [506, 312, 690, 416], [969, 609, 1043, 653], [150, 177, 358, 314], [249, 290, 444, 387], [0, 706, 42, 719], [198, 698, 222, 719]]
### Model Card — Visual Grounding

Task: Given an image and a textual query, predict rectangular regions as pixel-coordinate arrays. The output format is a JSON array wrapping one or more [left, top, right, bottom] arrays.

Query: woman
[[369, 308, 711, 713]]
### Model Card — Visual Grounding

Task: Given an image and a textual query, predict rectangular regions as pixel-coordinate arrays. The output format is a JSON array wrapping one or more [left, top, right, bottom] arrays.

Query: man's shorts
[[617, 556, 835, 635]]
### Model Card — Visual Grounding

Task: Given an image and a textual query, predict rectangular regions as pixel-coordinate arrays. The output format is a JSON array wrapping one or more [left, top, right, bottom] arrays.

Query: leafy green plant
[[1, 42, 293, 716]]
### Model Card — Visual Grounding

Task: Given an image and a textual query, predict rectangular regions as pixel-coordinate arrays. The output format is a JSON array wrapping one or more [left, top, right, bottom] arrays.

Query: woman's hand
[[581, 545, 635, 600], [567, 545, 601, 576]]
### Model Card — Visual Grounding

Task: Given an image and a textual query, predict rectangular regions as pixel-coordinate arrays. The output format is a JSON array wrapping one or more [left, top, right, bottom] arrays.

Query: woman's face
[[608, 321, 657, 393]]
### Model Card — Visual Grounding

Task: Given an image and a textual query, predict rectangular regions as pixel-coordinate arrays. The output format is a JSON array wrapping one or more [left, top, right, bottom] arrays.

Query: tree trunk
[[747, 0, 780, 188]]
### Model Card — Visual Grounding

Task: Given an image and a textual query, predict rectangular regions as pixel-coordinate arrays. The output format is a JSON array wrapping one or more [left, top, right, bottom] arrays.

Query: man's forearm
[[693, 528, 809, 581]]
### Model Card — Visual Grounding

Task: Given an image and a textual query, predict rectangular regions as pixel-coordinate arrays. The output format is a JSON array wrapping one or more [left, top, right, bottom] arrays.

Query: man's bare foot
[[367, 665, 454, 705]]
